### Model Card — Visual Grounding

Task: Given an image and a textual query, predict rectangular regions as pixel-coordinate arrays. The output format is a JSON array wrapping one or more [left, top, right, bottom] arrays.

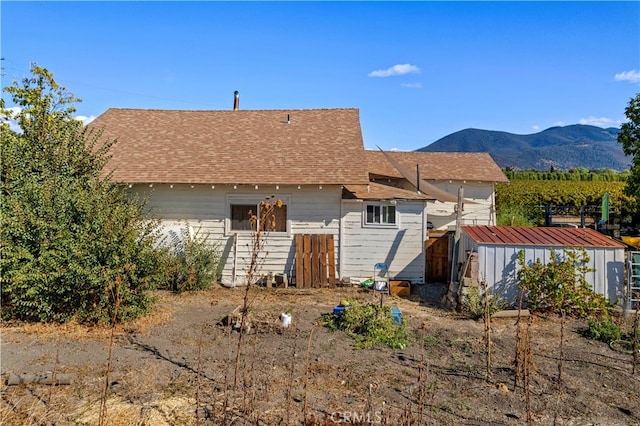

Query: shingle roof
[[90, 108, 370, 185], [366, 151, 509, 183], [462, 226, 625, 249], [343, 182, 435, 200]]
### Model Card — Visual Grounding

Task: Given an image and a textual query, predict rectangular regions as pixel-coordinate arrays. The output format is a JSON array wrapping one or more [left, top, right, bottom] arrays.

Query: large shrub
[[1, 65, 166, 323], [162, 226, 223, 293], [516, 248, 613, 318]]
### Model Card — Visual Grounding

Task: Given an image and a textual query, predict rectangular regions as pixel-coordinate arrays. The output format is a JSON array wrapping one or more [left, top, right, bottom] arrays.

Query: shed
[[458, 226, 626, 304]]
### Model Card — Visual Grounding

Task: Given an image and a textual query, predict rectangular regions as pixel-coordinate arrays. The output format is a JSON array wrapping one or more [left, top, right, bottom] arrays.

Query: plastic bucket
[[280, 313, 292, 327]]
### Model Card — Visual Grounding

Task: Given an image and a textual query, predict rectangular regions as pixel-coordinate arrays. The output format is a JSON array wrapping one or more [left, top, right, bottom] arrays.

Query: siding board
[[141, 184, 342, 286], [341, 200, 426, 283]]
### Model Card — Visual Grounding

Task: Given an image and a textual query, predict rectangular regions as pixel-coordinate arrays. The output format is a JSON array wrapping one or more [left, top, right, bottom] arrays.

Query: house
[[362, 151, 509, 283], [91, 105, 369, 287], [364, 151, 509, 231], [90, 97, 507, 287], [340, 181, 434, 284], [457, 225, 626, 304]]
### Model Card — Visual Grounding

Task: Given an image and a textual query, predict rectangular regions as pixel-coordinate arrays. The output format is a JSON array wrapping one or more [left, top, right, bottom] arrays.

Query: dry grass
[[1, 291, 176, 341], [4, 286, 639, 425]]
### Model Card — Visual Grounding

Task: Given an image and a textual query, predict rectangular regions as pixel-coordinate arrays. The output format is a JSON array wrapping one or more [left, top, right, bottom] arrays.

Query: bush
[[318, 302, 408, 349], [517, 248, 614, 318], [1, 65, 167, 324], [162, 226, 222, 293], [582, 319, 622, 343], [461, 286, 507, 320]]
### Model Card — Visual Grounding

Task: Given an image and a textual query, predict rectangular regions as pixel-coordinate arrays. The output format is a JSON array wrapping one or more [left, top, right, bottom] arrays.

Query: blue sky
[[2, 1, 639, 151]]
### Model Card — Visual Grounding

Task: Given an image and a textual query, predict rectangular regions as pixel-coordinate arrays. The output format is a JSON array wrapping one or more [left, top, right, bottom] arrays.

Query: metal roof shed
[[458, 226, 626, 304]]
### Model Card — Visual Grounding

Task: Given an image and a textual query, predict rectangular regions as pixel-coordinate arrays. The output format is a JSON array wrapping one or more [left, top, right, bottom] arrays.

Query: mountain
[[416, 125, 629, 171]]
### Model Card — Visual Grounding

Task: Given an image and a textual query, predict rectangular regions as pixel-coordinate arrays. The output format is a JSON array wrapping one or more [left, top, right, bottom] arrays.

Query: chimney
[[233, 90, 239, 110]]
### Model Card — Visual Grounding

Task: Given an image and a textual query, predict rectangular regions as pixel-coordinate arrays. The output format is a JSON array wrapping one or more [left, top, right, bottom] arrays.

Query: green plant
[[517, 248, 614, 318], [163, 226, 222, 293], [582, 319, 622, 343], [0, 65, 165, 324], [461, 286, 507, 320], [318, 302, 408, 349]]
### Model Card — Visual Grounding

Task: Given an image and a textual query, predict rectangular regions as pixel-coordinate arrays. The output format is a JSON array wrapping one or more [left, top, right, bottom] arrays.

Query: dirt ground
[[2, 283, 640, 425]]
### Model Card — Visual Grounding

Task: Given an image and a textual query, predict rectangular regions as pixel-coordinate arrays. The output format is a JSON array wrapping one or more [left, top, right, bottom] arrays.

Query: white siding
[[341, 199, 427, 283], [426, 181, 496, 230], [133, 184, 342, 286], [458, 231, 626, 304]]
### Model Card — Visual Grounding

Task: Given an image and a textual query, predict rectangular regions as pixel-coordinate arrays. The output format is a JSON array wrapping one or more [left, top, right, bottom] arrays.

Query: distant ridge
[[416, 125, 629, 171]]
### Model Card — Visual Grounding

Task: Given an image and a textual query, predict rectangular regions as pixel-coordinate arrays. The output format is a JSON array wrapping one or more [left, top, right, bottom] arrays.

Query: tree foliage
[[618, 93, 640, 211], [503, 169, 629, 182], [1, 65, 165, 323]]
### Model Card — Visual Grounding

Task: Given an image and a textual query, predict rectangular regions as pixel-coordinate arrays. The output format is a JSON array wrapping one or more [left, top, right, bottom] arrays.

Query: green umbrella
[[601, 192, 610, 223]]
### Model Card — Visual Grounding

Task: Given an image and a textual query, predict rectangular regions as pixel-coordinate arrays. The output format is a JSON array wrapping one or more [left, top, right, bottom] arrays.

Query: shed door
[[426, 231, 451, 283]]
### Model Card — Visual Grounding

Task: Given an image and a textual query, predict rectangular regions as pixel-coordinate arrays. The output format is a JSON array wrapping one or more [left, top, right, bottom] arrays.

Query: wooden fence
[[294, 234, 337, 288]]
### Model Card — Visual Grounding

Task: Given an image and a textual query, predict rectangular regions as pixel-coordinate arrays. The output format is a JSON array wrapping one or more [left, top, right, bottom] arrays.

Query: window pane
[[231, 204, 256, 231], [366, 205, 381, 224], [384, 206, 396, 224], [263, 204, 288, 232]]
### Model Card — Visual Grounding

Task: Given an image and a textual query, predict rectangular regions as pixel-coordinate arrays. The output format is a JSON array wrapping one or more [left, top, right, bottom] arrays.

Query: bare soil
[[2, 283, 640, 425]]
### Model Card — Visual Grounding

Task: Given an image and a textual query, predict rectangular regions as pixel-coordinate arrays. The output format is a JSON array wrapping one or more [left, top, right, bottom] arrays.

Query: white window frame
[[225, 194, 291, 237], [363, 202, 398, 228]]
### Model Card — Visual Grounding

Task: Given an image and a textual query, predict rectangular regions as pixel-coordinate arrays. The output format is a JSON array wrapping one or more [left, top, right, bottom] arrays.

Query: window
[[365, 204, 396, 225], [230, 202, 288, 233], [260, 203, 287, 232], [231, 204, 256, 231]]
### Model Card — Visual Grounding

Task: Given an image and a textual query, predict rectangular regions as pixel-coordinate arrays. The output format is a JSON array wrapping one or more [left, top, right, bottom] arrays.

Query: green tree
[[1, 65, 165, 323], [618, 93, 640, 210]]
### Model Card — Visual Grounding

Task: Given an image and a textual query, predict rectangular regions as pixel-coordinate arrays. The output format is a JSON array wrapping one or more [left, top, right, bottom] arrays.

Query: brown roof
[[343, 182, 435, 200], [90, 108, 370, 185], [366, 151, 509, 183], [462, 226, 625, 249]]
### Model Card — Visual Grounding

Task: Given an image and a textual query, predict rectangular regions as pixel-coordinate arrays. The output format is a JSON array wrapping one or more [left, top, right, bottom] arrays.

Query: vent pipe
[[233, 90, 239, 110]]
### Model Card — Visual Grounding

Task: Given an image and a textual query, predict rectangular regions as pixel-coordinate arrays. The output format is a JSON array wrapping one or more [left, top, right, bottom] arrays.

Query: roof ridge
[[106, 107, 359, 113]]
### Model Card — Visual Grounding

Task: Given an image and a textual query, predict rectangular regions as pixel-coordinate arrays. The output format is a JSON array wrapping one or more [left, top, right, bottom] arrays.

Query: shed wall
[[459, 233, 625, 304]]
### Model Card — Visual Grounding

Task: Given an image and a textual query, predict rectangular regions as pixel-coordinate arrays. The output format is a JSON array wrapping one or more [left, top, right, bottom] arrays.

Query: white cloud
[[579, 116, 620, 127], [614, 70, 640, 83], [368, 64, 420, 78], [401, 82, 422, 89], [531, 125, 540, 131], [75, 115, 96, 126], [553, 121, 566, 127], [1, 107, 97, 131], [1, 107, 22, 132]]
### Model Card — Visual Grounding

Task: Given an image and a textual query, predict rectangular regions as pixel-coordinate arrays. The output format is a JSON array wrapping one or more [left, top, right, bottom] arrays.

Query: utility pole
[[449, 186, 464, 285]]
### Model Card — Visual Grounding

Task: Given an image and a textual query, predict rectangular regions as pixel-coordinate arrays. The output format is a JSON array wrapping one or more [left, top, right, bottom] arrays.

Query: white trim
[[362, 202, 399, 229]]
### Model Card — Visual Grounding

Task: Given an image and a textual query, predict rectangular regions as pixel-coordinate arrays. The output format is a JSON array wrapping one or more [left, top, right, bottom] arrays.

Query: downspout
[[339, 195, 345, 282], [422, 199, 427, 284]]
